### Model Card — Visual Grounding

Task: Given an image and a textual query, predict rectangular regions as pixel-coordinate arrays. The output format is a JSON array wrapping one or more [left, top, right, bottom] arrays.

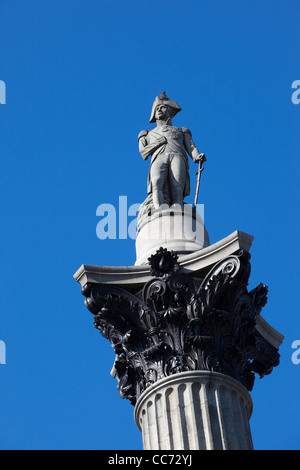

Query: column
[[135, 371, 253, 450]]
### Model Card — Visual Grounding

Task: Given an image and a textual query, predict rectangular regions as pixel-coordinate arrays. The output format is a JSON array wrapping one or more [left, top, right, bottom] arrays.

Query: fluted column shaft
[[134, 371, 253, 451]]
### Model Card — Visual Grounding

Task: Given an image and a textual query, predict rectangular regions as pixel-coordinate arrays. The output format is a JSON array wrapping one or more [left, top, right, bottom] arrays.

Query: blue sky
[[0, 0, 299, 450]]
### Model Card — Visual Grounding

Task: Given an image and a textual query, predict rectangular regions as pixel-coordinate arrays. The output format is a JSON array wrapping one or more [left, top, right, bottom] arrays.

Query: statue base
[[135, 205, 210, 265]]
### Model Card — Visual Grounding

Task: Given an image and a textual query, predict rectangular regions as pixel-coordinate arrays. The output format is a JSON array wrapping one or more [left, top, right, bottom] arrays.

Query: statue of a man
[[138, 91, 206, 210]]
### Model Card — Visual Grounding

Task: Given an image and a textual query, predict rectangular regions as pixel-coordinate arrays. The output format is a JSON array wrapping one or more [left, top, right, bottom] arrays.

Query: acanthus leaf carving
[[82, 249, 280, 405]]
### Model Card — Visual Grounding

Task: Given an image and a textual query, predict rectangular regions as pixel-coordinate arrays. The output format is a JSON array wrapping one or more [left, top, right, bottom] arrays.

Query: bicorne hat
[[149, 91, 182, 123]]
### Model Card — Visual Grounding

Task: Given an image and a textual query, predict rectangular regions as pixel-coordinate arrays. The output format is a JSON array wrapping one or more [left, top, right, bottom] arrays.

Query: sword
[[193, 154, 206, 208]]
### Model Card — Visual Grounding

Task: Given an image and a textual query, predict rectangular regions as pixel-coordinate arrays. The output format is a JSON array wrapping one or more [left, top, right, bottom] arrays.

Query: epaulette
[[138, 130, 148, 141], [181, 127, 192, 136]]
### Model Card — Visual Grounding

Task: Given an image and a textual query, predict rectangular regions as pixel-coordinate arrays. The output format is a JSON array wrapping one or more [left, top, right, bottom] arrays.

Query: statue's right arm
[[138, 130, 166, 161]]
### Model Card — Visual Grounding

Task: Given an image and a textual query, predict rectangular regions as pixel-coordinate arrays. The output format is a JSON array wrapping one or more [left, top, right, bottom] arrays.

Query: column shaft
[[134, 371, 253, 451]]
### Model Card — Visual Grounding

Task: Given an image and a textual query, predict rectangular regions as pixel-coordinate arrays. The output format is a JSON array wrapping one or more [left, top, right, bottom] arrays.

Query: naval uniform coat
[[138, 125, 201, 198]]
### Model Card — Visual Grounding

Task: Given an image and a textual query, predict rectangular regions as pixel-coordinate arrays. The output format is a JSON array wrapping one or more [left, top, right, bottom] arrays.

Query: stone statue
[[138, 92, 206, 212]]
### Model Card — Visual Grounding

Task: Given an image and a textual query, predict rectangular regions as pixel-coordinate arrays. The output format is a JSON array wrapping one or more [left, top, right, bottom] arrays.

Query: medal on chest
[[161, 126, 180, 140]]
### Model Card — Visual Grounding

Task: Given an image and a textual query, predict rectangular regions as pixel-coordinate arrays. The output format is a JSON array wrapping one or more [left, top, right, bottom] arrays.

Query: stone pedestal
[[135, 205, 210, 265], [134, 371, 253, 450]]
